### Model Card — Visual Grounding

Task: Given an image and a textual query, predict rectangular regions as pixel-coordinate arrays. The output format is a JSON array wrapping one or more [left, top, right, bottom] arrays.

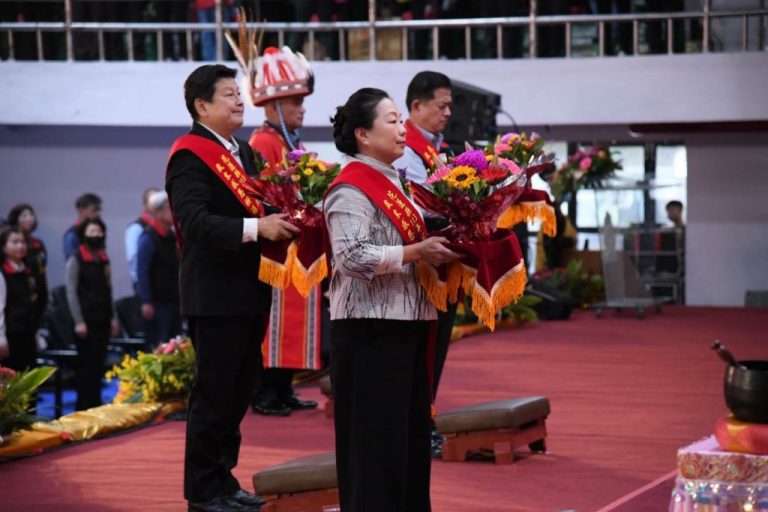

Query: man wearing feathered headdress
[[246, 46, 314, 162], [226, 25, 321, 417]]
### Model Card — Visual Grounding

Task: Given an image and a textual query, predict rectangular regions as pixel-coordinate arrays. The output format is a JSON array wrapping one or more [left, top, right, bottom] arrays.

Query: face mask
[[84, 236, 104, 249]]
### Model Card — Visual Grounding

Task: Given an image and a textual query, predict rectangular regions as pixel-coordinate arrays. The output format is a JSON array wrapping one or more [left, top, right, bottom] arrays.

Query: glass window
[[575, 144, 645, 228], [576, 188, 645, 228], [653, 145, 687, 227], [610, 145, 645, 183]]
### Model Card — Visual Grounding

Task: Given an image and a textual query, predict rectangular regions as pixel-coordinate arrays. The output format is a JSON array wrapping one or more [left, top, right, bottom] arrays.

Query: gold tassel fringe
[[469, 262, 528, 332], [417, 261, 448, 312], [419, 260, 528, 331], [259, 242, 296, 289], [291, 253, 328, 298], [498, 202, 558, 238]]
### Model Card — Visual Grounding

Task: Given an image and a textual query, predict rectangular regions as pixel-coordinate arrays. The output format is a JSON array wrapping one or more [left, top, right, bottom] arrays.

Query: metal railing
[[1, 0, 766, 62]]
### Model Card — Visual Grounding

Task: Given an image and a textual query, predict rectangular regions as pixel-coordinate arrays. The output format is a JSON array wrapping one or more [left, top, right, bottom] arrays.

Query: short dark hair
[[184, 64, 238, 121], [405, 71, 452, 112], [76, 217, 107, 243], [331, 88, 391, 155], [666, 200, 683, 210], [7, 204, 37, 232], [0, 226, 25, 259], [75, 193, 102, 210]]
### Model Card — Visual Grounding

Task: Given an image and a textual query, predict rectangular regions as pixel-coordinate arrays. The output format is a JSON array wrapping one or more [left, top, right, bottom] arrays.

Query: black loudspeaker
[[444, 79, 501, 151]]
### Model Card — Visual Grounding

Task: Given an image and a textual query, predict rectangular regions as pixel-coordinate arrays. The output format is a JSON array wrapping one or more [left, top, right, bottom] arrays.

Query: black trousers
[[5, 329, 36, 372], [185, 314, 268, 503], [432, 303, 457, 401], [75, 320, 109, 410], [331, 319, 432, 512], [143, 302, 183, 349], [253, 367, 294, 403]]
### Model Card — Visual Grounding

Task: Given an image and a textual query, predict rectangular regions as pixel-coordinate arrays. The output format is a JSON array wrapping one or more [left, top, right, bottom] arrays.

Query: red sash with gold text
[[405, 119, 441, 170], [327, 161, 427, 244], [167, 134, 265, 249]]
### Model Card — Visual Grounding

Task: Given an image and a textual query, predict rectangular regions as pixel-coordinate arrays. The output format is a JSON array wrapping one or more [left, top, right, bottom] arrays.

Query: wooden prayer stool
[[436, 397, 551, 464], [319, 375, 333, 419], [253, 452, 339, 512]]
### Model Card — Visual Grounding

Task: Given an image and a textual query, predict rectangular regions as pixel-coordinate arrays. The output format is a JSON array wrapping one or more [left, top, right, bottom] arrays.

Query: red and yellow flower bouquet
[[250, 149, 340, 297], [410, 147, 529, 330]]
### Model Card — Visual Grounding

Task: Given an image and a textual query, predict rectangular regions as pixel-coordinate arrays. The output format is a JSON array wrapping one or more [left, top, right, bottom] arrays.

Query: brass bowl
[[724, 360, 768, 424]]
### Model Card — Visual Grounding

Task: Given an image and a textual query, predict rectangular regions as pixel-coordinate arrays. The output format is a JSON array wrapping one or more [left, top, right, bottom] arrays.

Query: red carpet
[[1, 306, 765, 511]]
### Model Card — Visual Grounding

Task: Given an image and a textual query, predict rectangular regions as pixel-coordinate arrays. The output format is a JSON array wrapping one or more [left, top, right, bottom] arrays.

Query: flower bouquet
[[250, 149, 341, 297], [550, 146, 622, 203], [107, 336, 195, 405], [491, 132, 558, 237], [410, 147, 529, 330], [0, 364, 56, 444]]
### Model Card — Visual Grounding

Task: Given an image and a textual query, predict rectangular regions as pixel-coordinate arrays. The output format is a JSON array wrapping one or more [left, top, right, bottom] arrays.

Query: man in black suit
[[166, 64, 299, 512]]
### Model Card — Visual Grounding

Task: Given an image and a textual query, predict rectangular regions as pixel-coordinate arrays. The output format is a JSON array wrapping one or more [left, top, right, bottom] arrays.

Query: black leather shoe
[[282, 395, 318, 410], [251, 398, 291, 416], [188, 495, 256, 512], [431, 431, 444, 459], [431, 441, 443, 458], [230, 489, 265, 507]]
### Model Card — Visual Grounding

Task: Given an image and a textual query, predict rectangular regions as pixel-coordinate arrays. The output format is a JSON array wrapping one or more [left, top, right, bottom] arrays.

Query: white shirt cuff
[[376, 245, 404, 275], [242, 218, 259, 243]]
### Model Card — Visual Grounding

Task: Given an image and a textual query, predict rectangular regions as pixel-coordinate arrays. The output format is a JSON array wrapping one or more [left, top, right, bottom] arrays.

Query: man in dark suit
[[166, 64, 299, 512]]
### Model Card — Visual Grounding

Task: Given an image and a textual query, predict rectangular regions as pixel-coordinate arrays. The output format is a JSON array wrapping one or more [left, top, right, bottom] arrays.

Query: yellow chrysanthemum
[[291, 173, 302, 182], [302, 168, 314, 176], [317, 161, 327, 172], [444, 165, 477, 190]]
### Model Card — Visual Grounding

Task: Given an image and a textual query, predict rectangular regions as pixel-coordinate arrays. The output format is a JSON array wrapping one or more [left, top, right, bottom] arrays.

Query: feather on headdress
[[225, 9, 314, 107]]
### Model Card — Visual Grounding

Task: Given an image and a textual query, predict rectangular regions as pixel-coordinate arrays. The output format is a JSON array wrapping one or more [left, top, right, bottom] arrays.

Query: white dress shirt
[[197, 122, 260, 243]]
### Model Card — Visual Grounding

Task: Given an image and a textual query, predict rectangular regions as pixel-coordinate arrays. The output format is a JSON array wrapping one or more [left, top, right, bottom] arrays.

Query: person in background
[[196, 0, 234, 61], [645, 0, 686, 54], [71, 0, 122, 60], [7, 204, 49, 327], [125, 188, 159, 293], [63, 193, 102, 261], [595, 0, 633, 56], [119, 0, 149, 60], [392, 70, 456, 458], [659, 199, 685, 286], [666, 200, 685, 228], [537, 0, 590, 57], [136, 191, 181, 348], [536, 205, 578, 271], [326, 87, 460, 512], [156, 0, 190, 61], [65, 217, 118, 411], [536, 165, 577, 271], [247, 45, 320, 417], [0, 227, 41, 371]]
